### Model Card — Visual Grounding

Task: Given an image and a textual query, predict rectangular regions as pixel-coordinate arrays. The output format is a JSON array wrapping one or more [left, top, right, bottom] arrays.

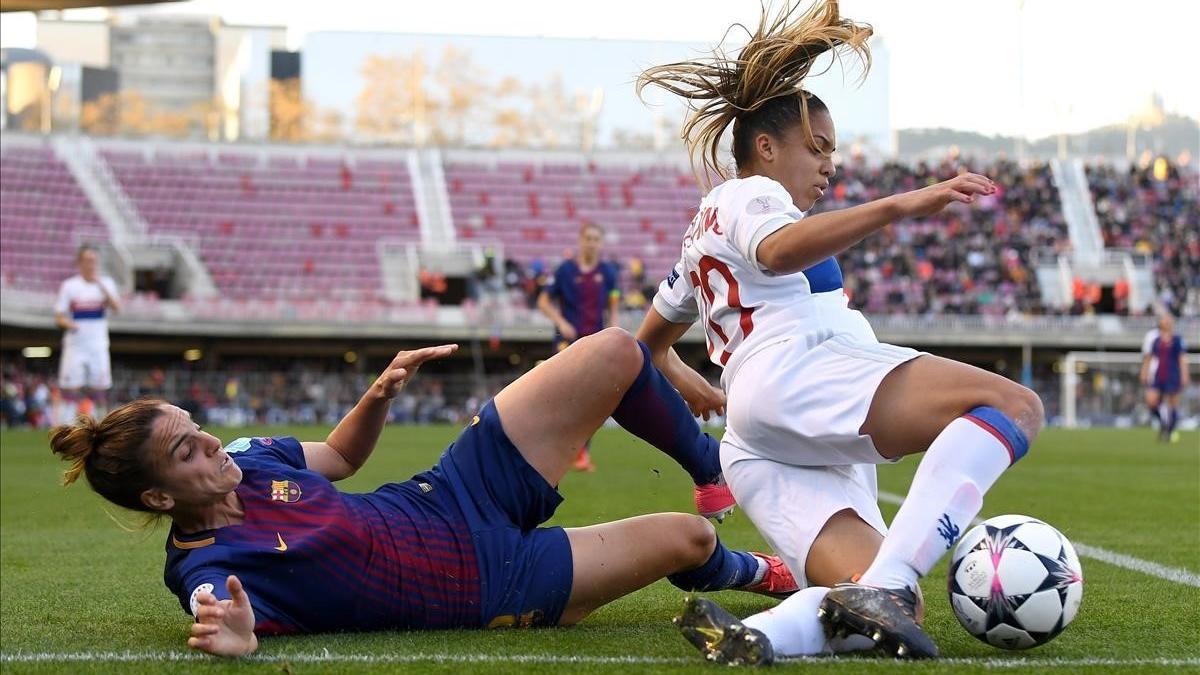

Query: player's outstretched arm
[[187, 575, 257, 657], [302, 344, 458, 480], [636, 307, 725, 420], [757, 172, 996, 275]]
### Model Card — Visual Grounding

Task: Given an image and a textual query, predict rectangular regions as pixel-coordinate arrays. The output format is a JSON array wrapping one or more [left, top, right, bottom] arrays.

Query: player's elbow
[[755, 237, 787, 274], [755, 231, 814, 275]]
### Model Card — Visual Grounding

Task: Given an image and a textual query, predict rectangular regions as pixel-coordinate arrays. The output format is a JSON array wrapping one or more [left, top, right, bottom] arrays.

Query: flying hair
[[637, 0, 872, 186]]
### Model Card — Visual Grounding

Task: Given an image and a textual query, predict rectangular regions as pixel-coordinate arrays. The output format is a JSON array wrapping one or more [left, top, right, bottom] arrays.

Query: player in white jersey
[[54, 245, 121, 418], [634, 1, 1044, 663]]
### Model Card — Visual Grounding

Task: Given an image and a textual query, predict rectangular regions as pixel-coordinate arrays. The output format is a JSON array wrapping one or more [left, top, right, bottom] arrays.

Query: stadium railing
[[2, 286, 1193, 349]]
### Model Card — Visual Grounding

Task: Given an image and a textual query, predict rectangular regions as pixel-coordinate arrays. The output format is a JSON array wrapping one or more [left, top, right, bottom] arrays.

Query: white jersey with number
[[54, 275, 118, 351], [653, 175, 876, 387]]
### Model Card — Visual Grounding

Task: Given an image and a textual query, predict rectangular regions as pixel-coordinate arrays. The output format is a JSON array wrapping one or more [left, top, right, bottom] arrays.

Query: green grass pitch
[[1, 425, 1197, 673]]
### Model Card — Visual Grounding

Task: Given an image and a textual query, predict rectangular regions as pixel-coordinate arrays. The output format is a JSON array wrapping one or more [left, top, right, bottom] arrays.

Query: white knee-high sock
[[742, 587, 874, 656], [858, 409, 1030, 591]]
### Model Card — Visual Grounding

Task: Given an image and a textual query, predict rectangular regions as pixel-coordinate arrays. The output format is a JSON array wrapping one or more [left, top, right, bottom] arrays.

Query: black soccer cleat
[[818, 583, 938, 659], [674, 595, 775, 666]]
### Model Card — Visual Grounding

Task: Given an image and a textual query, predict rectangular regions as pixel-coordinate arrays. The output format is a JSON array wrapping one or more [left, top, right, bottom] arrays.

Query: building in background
[[109, 14, 215, 114], [32, 11, 284, 140]]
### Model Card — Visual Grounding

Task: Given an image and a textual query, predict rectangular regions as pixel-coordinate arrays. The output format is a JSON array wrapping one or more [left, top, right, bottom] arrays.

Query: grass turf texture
[[1, 425, 1197, 673]]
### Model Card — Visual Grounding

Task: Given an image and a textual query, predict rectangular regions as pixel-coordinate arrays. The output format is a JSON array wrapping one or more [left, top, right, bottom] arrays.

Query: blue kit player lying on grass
[[51, 328, 796, 657]]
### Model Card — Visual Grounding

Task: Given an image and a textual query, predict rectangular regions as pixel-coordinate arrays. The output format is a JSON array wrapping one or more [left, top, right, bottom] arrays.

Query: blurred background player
[[537, 222, 621, 471], [53, 245, 121, 423], [1140, 313, 1189, 442]]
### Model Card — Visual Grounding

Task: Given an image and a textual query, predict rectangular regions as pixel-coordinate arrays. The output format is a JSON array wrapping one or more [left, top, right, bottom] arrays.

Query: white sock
[[741, 587, 873, 656], [748, 554, 769, 586], [858, 416, 1015, 590]]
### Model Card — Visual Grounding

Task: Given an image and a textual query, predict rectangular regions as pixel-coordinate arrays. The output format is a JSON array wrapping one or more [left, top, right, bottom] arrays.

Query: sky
[[2, 0, 1197, 139]]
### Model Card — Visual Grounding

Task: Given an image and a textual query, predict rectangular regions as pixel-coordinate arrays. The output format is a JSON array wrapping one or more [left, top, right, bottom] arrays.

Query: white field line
[[2, 651, 1199, 668], [877, 491, 1200, 588]]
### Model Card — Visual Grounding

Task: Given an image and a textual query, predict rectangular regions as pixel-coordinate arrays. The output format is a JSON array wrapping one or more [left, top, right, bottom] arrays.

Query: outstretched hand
[[894, 172, 995, 220], [375, 344, 459, 399], [187, 575, 257, 657]]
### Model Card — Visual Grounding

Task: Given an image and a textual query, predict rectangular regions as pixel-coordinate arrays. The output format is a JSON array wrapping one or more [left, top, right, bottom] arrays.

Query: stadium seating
[[104, 149, 421, 301], [0, 145, 108, 292], [4, 137, 1194, 319], [444, 159, 701, 280]]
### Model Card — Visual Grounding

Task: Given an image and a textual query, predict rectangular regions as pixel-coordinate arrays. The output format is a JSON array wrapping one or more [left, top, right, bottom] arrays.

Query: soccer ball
[[948, 514, 1083, 650]]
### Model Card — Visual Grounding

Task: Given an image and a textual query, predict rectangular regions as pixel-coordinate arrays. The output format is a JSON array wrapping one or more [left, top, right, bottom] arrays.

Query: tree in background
[[355, 53, 427, 144], [354, 47, 602, 150], [432, 46, 489, 146], [269, 78, 310, 142]]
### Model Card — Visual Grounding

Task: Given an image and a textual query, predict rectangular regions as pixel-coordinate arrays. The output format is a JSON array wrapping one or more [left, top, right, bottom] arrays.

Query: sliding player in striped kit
[[50, 329, 792, 657], [636, 0, 1044, 663]]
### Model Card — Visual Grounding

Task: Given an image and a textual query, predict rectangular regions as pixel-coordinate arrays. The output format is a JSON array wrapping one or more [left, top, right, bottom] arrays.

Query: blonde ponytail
[[638, 0, 872, 185]]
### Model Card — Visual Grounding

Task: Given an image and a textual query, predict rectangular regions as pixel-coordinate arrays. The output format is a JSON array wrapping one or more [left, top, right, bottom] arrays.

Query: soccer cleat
[[572, 447, 596, 472], [818, 583, 938, 659], [674, 596, 774, 666], [694, 475, 736, 522], [742, 553, 799, 599]]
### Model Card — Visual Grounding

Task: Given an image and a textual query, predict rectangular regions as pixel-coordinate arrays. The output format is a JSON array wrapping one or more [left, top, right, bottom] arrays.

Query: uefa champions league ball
[[948, 514, 1084, 649]]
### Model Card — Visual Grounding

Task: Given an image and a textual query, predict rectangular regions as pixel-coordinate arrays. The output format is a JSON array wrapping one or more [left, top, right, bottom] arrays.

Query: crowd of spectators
[[449, 153, 1195, 322], [1086, 155, 1199, 318], [808, 155, 1068, 317], [468, 155, 1072, 318], [0, 360, 482, 429]]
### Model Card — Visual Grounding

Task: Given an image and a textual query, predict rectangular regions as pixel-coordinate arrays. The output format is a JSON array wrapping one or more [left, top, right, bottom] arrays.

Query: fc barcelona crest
[[270, 480, 302, 503]]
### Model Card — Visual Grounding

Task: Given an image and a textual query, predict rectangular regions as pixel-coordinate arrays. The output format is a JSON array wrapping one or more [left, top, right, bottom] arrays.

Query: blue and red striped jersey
[[163, 437, 481, 635], [545, 259, 618, 340], [1153, 334, 1186, 385]]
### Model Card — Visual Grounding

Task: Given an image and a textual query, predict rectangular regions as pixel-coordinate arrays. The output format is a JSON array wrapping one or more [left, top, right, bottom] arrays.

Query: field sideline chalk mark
[[2, 652, 1199, 667], [877, 491, 1200, 588]]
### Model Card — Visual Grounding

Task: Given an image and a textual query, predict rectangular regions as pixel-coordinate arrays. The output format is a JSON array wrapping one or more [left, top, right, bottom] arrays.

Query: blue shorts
[[1150, 378, 1181, 395], [432, 400, 573, 628]]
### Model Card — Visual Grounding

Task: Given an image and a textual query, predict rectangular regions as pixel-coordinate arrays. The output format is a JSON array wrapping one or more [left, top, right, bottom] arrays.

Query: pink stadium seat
[[101, 148, 422, 301], [1, 146, 108, 292]]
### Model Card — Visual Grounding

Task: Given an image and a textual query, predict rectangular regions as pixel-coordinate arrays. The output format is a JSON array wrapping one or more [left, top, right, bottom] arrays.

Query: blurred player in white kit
[[53, 244, 120, 421]]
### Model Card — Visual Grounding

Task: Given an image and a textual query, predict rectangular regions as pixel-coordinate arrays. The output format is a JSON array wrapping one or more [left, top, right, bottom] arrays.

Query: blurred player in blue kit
[[1141, 313, 1189, 442], [537, 222, 621, 471]]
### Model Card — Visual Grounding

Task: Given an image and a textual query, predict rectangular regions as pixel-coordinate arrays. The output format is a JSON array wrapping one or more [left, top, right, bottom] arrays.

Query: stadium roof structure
[[0, 0, 180, 11]]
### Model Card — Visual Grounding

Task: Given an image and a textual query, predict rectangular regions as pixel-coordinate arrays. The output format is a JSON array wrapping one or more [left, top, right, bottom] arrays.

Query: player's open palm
[[895, 172, 995, 219], [187, 575, 258, 657], [376, 344, 459, 399]]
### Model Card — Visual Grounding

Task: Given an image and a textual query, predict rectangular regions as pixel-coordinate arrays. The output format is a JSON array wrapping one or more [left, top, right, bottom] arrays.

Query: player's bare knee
[[589, 327, 642, 379], [1009, 385, 1045, 441], [980, 382, 1043, 442], [671, 513, 716, 566]]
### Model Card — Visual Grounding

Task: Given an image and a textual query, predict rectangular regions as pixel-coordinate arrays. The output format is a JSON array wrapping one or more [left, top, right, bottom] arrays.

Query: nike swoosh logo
[[275, 533, 288, 552]]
